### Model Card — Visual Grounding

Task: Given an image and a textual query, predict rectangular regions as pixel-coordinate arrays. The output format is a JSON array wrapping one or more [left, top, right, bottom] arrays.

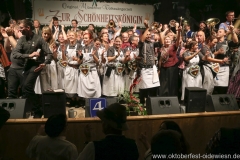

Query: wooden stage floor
[[1, 111, 240, 160]]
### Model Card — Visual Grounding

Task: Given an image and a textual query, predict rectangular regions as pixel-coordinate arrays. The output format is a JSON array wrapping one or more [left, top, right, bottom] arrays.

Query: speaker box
[[206, 94, 239, 112], [146, 97, 180, 115], [42, 91, 66, 118], [85, 97, 118, 117], [184, 87, 207, 113], [0, 99, 30, 119]]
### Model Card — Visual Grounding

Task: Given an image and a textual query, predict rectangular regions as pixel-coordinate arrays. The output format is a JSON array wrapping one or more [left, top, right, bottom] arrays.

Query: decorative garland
[[41, 25, 145, 33]]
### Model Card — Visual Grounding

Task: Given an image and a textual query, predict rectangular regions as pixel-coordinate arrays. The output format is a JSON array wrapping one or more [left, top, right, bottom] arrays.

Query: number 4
[[93, 101, 104, 111]]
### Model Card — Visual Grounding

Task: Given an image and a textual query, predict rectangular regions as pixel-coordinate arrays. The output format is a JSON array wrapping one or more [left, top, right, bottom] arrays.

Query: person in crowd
[[76, 30, 83, 44], [158, 26, 182, 97], [70, 19, 78, 32], [219, 11, 235, 33], [26, 114, 78, 160], [53, 24, 65, 41], [213, 27, 238, 94], [94, 37, 106, 87], [0, 107, 10, 129], [1, 24, 24, 98], [0, 44, 6, 98], [198, 21, 210, 39], [8, 19, 16, 29], [206, 127, 240, 158], [82, 29, 94, 43], [161, 24, 169, 32], [106, 19, 119, 40], [77, 33, 101, 98], [55, 32, 68, 90], [124, 35, 140, 92], [77, 103, 139, 160], [228, 45, 240, 104], [32, 19, 42, 36], [49, 17, 62, 36], [34, 26, 58, 94], [63, 31, 81, 107], [12, 19, 52, 118], [100, 32, 109, 50], [140, 121, 189, 160], [127, 29, 134, 38], [101, 27, 108, 35], [138, 20, 160, 105], [181, 41, 202, 100], [102, 36, 129, 96], [87, 24, 97, 38], [121, 32, 130, 49], [199, 35, 229, 95], [183, 23, 194, 42], [151, 130, 182, 160]]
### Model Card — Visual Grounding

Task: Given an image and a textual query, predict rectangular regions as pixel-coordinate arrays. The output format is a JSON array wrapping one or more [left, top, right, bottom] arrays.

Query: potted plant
[[118, 91, 146, 116]]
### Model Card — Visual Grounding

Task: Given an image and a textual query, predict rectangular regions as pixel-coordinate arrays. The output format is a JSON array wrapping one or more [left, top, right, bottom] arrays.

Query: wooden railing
[[1, 111, 240, 160]]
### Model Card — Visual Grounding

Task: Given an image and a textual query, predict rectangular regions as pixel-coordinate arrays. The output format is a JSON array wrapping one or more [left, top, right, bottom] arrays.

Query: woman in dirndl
[[124, 38, 139, 92], [64, 31, 80, 106], [77, 33, 101, 98], [94, 37, 107, 87], [102, 36, 130, 96], [201, 35, 229, 95], [181, 41, 202, 100], [56, 32, 68, 89]]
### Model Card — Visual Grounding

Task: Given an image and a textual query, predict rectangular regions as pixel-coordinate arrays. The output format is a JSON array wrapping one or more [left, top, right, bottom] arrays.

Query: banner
[[33, 0, 154, 27]]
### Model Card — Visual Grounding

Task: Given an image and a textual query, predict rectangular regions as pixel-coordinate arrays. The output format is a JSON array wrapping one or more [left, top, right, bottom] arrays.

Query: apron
[[56, 47, 66, 89], [181, 54, 202, 100], [64, 45, 78, 94], [125, 48, 139, 92], [214, 66, 229, 87], [102, 49, 125, 96], [77, 48, 101, 98]]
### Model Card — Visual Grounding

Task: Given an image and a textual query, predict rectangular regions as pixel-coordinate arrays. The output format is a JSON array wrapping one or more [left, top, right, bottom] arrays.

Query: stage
[[1, 111, 240, 160]]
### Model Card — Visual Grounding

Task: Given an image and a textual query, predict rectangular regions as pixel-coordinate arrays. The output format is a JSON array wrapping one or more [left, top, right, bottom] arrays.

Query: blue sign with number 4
[[90, 98, 107, 117]]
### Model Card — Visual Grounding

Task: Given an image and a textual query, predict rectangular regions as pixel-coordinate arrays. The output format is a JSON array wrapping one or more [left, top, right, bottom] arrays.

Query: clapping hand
[[92, 49, 97, 56]]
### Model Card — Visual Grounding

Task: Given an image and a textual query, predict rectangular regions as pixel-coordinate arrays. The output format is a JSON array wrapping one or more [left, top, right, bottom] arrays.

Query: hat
[[96, 103, 128, 131]]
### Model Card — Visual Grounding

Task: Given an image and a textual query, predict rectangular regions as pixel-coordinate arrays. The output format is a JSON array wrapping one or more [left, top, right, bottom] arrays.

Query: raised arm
[[175, 26, 182, 48], [61, 25, 68, 41], [141, 20, 150, 42], [49, 18, 53, 31], [229, 25, 239, 43], [183, 49, 201, 62], [113, 21, 122, 39]]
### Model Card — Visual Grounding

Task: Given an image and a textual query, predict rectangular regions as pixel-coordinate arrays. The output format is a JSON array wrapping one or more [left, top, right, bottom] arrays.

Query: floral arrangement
[[117, 90, 146, 116]]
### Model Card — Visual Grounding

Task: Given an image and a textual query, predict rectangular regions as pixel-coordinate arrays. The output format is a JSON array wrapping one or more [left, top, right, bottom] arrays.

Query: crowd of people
[[0, 10, 239, 118]]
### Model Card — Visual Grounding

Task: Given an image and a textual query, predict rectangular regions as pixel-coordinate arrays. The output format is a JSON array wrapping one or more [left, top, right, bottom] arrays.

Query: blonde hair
[[68, 30, 77, 38], [42, 26, 54, 45]]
